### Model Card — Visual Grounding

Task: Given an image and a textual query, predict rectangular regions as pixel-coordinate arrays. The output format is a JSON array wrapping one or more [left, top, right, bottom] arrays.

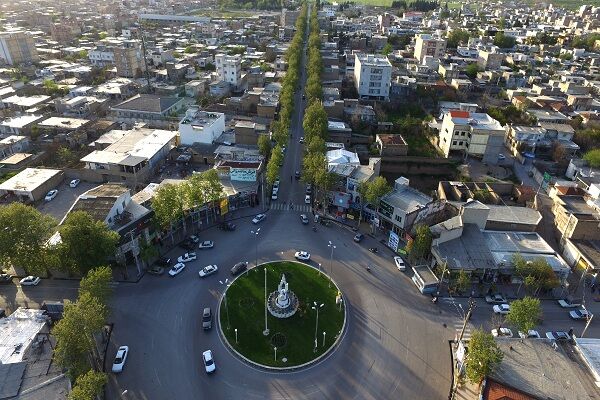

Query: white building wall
[[179, 112, 225, 145]]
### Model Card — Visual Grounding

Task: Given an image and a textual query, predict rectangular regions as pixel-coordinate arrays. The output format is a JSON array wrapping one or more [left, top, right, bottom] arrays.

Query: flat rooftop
[[38, 117, 90, 130], [0, 168, 61, 192], [355, 53, 392, 67], [0, 114, 43, 129], [0, 308, 48, 364]]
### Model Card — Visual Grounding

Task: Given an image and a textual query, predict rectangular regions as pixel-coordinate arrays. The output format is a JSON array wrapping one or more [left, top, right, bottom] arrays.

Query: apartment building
[[0, 31, 39, 65], [178, 107, 225, 145], [353, 53, 392, 101], [477, 48, 504, 70], [88, 45, 114, 67], [281, 9, 300, 27], [215, 53, 242, 90], [114, 41, 144, 78], [437, 110, 505, 162], [414, 34, 447, 64]]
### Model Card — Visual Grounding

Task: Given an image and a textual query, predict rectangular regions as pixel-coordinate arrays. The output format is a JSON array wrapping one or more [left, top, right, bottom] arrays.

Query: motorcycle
[[312, 226, 317, 232], [366, 265, 371, 273], [368, 247, 378, 254]]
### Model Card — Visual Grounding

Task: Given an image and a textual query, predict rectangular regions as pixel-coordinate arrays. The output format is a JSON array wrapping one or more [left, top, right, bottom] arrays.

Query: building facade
[[414, 34, 447, 64], [0, 31, 39, 65], [215, 53, 242, 89], [353, 53, 392, 101]]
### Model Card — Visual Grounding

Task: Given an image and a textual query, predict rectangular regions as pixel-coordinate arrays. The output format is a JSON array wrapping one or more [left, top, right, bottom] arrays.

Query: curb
[[217, 260, 348, 372]]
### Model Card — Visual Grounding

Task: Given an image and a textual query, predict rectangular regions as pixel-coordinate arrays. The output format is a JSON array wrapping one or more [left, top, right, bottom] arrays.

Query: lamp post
[[274, 346, 277, 362], [328, 241, 336, 287], [263, 267, 269, 336], [322, 331, 326, 347], [219, 279, 231, 329], [251, 228, 261, 267], [235, 328, 238, 343], [318, 263, 322, 276], [312, 302, 324, 352]]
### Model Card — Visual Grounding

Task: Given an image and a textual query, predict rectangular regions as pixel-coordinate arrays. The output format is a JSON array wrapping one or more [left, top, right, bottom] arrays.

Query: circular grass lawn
[[220, 261, 345, 368]]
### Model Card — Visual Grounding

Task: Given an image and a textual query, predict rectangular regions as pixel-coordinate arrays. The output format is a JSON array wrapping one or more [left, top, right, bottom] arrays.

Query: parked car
[[353, 233, 364, 243], [294, 251, 311, 261], [498, 154, 506, 161], [231, 261, 248, 276], [69, 179, 80, 188], [294, 171, 300, 179], [19, 276, 40, 286], [199, 265, 218, 278], [147, 265, 165, 275], [299, 137, 304, 144], [168, 263, 186, 276], [518, 330, 540, 339], [545, 331, 570, 341], [300, 214, 309, 224], [202, 308, 212, 330], [199, 240, 214, 249], [0, 273, 13, 284], [485, 294, 507, 304], [252, 214, 266, 224], [306, 185, 312, 195], [558, 299, 581, 308], [44, 190, 58, 201], [368, 247, 378, 254], [177, 253, 197, 263], [202, 350, 216, 373], [271, 191, 278, 201], [570, 309, 591, 320], [220, 222, 236, 231], [189, 235, 200, 244], [179, 239, 196, 251], [112, 346, 129, 373], [304, 195, 311, 204], [491, 327, 513, 337], [394, 256, 406, 271], [493, 304, 510, 315]]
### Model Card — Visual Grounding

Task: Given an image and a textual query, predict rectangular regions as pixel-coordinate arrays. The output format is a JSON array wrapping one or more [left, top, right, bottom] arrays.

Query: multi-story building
[[88, 45, 115, 67], [414, 34, 446, 64], [215, 53, 242, 90], [353, 53, 392, 101], [0, 31, 39, 65], [477, 48, 504, 70], [281, 9, 300, 27], [436, 110, 505, 162], [178, 107, 225, 145], [114, 41, 144, 78]]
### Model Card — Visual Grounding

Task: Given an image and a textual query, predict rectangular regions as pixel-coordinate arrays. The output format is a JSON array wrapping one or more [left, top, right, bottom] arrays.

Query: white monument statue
[[276, 274, 291, 308]]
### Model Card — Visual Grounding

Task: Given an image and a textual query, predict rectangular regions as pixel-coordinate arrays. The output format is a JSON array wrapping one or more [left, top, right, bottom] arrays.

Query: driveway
[[37, 181, 97, 222]]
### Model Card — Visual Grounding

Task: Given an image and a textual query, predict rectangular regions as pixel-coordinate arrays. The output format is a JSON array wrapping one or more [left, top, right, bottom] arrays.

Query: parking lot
[[36, 180, 97, 221]]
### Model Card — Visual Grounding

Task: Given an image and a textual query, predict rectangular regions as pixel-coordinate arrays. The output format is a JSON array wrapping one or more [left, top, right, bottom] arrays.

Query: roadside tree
[[465, 329, 504, 385], [506, 296, 541, 334], [68, 370, 108, 400]]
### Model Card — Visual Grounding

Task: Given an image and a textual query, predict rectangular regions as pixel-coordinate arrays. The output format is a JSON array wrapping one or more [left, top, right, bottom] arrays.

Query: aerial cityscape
[[1, 0, 600, 399]]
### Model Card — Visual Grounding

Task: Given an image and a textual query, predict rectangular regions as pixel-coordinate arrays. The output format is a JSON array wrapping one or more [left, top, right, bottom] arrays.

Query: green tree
[[454, 270, 471, 294], [447, 29, 470, 48], [0, 203, 56, 275], [407, 224, 432, 262], [79, 266, 113, 306], [493, 32, 516, 48], [465, 63, 480, 79], [358, 176, 392, 207], [382, 43, 393, 56], [68, 370, 108, 400], [152, 183, 186, 233], [139, 236, 159, 267], [513, 254, 559, 295], [303, 102, 328, 143], [184, 46, 195, 54], [306, 136, 326, 154], [258, 134, 272, 159], [465, 329, 504, 385], [583, 149, 600, 168], [58, 211, 119, 275], [266, 145, 283, 185], [56, 146, 76, 166], [506, 296, 541, 334]]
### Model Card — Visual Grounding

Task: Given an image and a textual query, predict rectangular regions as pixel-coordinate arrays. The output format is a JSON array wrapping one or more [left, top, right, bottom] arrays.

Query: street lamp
[[251, 228, 261, 267], [322, 331, 326, 347], [328, 241, 336, 287], [318, 263, 322, 276], [263, 267, 269, 336], [219, 279, 231, 329], [312, 302, 324, 352], [274, 346, 277, 362], [235, 328, 238, 343]]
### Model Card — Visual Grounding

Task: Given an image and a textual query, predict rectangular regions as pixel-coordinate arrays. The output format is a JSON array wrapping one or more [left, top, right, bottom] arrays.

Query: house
[[435, 111, 505, 162], [0, 168, 63, 202], [110, 94, 184, 129], [215, 53, 243, 90], [0, 135, 30, 158], [414, 34, 447, 63], [179, 107, 225, 145], [375, 134, 408, 157], [0, 114, 44, 136], [80, 127, 177, 187], [505, 124, 579, 159], [354, 53, 392, 101], [477, 48, 504, 70], [550, 185, 600, 248]]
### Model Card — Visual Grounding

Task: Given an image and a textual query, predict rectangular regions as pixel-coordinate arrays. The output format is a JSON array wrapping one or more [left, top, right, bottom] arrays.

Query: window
[[459, 141, 463, 145], [460, 132, 465, 136], [369, 82, 381, 87], [370, 68, 383, 74], [395, 215, 403, 224], [452, 141, 457, 145]]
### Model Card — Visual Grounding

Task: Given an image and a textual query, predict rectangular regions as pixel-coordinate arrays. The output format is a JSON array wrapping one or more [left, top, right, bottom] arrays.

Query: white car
[[394, 256, 406, 271], [19, 276, 41, 286], [304, 195, 311, 204], [546, 331, 570, 341], [498, 154, 506, 161], [518, 330, 540, 339], [111, 346, 129, 373], [558, 299, 580, 308], [299, 137, 304, 143], [271, 191, 278, 201], [203, 350, 216, 373], [189, 235, 200, 244], [199, 241, 214, 249], [570, 309, 591, 320], [177, 252, 197, 263], [44, 190, 58, 201], [491, 327, 513, 337], [294, 251, 311, 261], [69, 179, 80, 188], [199, 265, 218, 278], [168, 262, 186, 276], [493, 304, 510, 315], [252, 214, 266, 224]]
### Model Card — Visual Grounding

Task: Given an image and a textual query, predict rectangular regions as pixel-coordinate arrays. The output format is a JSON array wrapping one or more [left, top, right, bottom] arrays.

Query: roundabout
[[219, 261, 346, 369]]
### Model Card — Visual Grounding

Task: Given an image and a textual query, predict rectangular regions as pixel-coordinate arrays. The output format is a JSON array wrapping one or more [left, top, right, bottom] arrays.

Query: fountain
[[267, 274, 299, 318]]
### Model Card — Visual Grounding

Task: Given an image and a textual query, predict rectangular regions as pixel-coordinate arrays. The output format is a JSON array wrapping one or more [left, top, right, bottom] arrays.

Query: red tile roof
[[483, 379, 536, 400], [450, 110, 470, 118]]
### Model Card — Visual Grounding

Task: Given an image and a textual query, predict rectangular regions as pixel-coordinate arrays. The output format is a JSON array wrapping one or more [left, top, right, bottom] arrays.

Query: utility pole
[[457, 297, 476, 342], [137, 18, 152, 92]]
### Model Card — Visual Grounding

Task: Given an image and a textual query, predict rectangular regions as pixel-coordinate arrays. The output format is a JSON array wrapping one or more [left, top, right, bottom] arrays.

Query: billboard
[[388, 231, 400, 252], [230, 168, 257, 182]]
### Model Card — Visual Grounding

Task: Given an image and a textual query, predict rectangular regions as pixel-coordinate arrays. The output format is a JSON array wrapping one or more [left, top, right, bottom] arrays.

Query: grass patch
[[404, 133, 439, 157], [0, 170, 19, 184], [221, 261, 345, 367]]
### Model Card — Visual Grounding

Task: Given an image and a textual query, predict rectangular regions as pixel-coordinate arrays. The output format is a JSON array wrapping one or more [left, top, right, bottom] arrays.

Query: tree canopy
[[465, 329, 504, 384], [447, 29, 470, 48], [407, 224, 432, 262], [493, 32, 516, 49], [506, 296, 541, 334], [513, 254, 559, 295], [358, 177, 392, 207], [583, 149, 600, 168], [68, 370, 108, 400]]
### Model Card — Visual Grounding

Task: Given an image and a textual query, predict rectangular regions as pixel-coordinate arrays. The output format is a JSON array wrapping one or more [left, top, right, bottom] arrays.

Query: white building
[[414, 34, 447, 64], [437, 110, 505, 162], [353, 53, 392, 101], [215, 53, 242, 89], [179, 107, 225, 145], [88, 45, 115, 67]]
